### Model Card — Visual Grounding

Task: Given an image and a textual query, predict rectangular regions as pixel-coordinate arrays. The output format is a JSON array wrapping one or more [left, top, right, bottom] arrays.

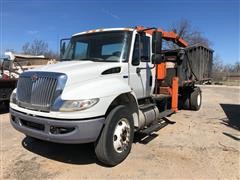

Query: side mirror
[[152, 54, 164, 64], [61, 42, 66, 55], [60, 38, 70, 58], [152, 31, 162, 54], [132, 58, 140, 66], [60, 42, 66, 58]]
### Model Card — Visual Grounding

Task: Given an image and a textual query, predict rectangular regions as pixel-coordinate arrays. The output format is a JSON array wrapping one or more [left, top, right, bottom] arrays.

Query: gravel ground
[[1, 85, 239, 179]]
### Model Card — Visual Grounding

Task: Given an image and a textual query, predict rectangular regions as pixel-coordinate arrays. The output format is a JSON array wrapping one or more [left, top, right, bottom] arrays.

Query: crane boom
[[135, 26, 188, 47]]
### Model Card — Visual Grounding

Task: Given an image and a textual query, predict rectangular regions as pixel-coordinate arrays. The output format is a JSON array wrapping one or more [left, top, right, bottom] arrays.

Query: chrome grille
[[16, 71, 67, 112]]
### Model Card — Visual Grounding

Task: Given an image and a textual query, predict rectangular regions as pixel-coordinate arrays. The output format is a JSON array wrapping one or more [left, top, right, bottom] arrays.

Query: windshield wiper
[[60, 58, 96, 62], [79, 58, 105, 62], [60, 58, 71, 61], [60, 58, 116, 62]]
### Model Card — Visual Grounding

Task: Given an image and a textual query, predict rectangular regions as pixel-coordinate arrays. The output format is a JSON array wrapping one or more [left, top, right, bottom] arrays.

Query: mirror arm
[[136, 63, 156, 74]]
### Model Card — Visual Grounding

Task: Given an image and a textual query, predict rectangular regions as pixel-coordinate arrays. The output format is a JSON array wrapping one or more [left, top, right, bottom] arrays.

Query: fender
[[105, 91, 139, 127]]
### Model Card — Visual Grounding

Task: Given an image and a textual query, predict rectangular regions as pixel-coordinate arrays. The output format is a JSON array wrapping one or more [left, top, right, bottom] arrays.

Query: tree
[[22, 39, 49, 56], [211, 55, 226, 81], [21, 39, 59, 60], [213, 55, 240, 73], [5, 48, 16, 53], [44, 50, 60, 60], [212, 55, 224, 73], [231, 62, 240, 73], [167, 19, 212, 48]]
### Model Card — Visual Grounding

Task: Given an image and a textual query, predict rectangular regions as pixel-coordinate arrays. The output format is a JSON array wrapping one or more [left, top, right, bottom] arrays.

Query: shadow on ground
[[22, 132, 158, 166], [21, 118, 175, 166], [222, 132, 240, 141], [133, 133, 159, 144], [22, 136, 98, 165], [220, 104, 240, 131]]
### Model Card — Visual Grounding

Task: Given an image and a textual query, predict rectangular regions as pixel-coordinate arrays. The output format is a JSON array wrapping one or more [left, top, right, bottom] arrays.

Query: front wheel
[[94, 105, 134, 166]]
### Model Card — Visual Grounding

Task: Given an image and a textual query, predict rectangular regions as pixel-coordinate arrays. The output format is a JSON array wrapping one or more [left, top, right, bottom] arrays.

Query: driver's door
[[129, 32, 153, 99]]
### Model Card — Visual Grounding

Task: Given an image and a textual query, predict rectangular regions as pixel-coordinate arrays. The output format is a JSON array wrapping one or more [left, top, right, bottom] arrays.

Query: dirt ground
[[1, 85, 239, 179]]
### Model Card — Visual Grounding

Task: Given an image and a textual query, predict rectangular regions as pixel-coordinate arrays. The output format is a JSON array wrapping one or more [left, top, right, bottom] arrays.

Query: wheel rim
[[197, 94, 201, 106], [113, 118, 130, 153]]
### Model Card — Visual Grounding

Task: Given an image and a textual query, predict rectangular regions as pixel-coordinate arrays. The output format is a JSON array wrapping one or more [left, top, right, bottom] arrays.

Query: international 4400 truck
[[10, 26, 206, 166]]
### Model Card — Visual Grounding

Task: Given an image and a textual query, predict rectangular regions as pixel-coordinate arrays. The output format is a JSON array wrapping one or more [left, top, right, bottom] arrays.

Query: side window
[[132, 34, 150, 66], [132, 34, 140, 66], [140, 35, 150, 62], [74, 42, 88, 59]]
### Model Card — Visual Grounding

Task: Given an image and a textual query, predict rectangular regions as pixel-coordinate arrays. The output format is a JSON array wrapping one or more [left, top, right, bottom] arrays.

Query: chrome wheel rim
[[113, 118, 130, 153]]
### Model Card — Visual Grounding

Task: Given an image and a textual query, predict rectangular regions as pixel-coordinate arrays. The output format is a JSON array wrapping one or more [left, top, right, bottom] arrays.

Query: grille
[[17, 72, 67, 112]]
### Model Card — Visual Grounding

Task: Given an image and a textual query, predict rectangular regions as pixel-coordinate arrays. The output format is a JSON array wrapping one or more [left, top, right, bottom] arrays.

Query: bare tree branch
[[167, 19, 212, 48], [21, 39, 59, 60], [22, 39, 48, 56]]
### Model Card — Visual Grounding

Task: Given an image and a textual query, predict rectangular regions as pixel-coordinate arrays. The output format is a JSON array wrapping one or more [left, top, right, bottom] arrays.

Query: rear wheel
[[182, 94, 190, 110], [94, 105, 134, 166], [190, 87, 202, 111]]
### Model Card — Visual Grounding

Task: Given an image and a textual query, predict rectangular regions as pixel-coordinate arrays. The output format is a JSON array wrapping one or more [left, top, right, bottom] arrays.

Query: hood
[[31, 60, 123, 85]]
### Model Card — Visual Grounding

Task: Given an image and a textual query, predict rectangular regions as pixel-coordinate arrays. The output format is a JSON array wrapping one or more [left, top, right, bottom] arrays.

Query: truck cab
[[10, 27, 202, 166]]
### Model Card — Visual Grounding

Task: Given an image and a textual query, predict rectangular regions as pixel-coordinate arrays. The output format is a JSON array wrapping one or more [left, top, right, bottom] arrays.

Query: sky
[[0, 0, 239, 64]]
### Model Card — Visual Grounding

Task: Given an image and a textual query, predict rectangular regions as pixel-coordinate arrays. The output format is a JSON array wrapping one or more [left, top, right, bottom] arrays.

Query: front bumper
[[10, 108, 105, 144]]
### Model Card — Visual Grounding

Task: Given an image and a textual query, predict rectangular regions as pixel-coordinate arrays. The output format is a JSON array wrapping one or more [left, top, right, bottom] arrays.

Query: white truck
[[10, 27, 202, 166], [0, 52, 55, 107]]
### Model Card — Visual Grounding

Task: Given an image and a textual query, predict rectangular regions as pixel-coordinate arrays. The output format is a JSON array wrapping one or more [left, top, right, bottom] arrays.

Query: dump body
[[186, 45, 213, 83], [155, 45, 213, 86]]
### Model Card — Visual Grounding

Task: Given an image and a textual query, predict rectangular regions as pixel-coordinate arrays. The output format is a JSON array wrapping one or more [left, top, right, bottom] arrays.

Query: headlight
[[59, 98, 99, 112], [10, 91, 17, 104]]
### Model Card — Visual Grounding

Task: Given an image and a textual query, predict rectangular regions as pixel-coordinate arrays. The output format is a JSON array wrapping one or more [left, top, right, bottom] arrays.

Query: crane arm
[[135, 26, 188, 48]]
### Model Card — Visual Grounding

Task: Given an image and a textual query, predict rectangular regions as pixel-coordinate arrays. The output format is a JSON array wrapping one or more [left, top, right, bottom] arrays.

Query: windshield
[[62, 31, 132, 62]]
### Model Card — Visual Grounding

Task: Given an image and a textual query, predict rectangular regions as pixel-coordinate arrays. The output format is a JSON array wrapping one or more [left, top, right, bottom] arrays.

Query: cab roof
[[72, 28, 135, 37]]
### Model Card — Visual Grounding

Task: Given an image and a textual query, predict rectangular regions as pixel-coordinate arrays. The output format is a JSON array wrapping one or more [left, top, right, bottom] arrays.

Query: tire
[[190, 87, 202, 111], [94, 105, 134, 166], [182, 94, 190, 110]]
